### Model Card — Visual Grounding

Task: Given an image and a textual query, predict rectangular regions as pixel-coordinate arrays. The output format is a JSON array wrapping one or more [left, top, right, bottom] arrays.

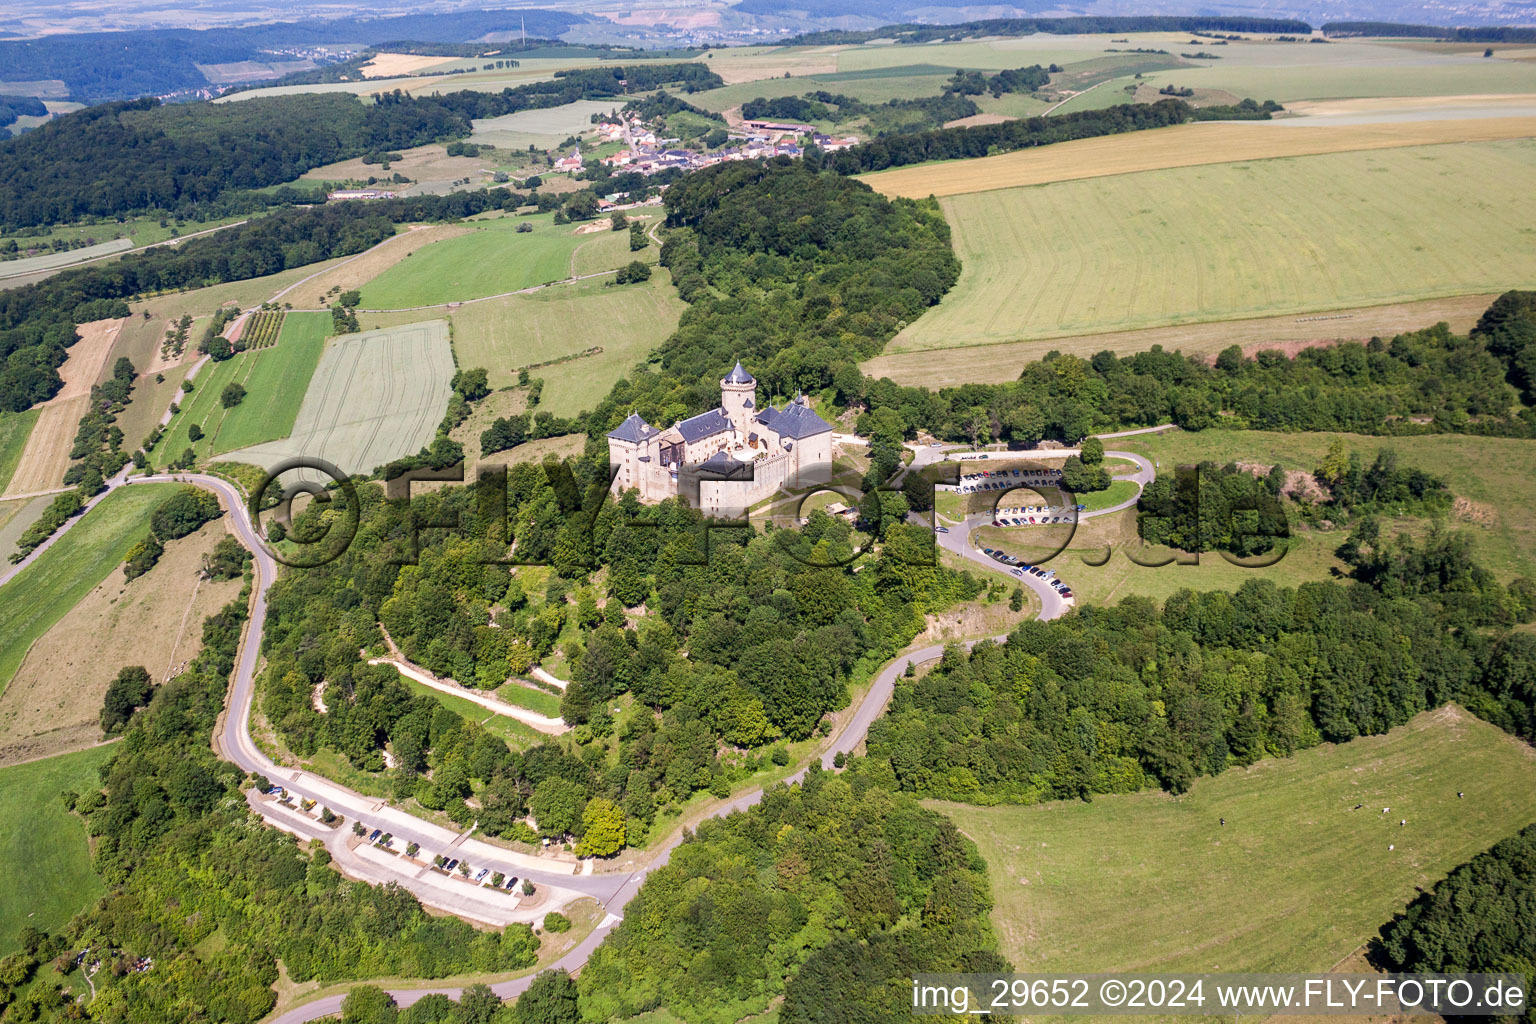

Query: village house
[[607, 362, 834, 516]]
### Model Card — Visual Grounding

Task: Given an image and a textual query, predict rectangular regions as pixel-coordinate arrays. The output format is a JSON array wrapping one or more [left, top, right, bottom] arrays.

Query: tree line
[[842, 305, 1536, 455], [1377, 822, 1536, 1022], [0, 187, 520, 412], [864, 537, 1536, 803], [820, 98, 1192, 174], [1322, 22, 1536, 42], [776, 15, 1314, 46]]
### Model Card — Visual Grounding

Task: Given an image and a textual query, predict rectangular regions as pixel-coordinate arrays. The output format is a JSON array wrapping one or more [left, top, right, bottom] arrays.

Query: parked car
[[935, 526, 949, 533], [368, 829, 381, 843], [445, 859, 459, 872], [475, 868, 489, 882], [505, 876, 519, 890], [1011, 568, 1024, 577]]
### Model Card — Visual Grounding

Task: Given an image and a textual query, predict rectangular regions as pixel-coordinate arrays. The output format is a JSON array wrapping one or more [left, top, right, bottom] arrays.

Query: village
[[573, 110, 859, 177]]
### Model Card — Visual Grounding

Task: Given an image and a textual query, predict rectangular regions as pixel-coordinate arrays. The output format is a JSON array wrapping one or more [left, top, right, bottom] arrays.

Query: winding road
[[9, 434, 1155, 1020]]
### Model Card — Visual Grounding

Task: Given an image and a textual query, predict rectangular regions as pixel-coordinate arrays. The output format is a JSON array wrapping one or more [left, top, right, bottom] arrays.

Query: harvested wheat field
[[862, 294, 1498, 388], [0, 522, 243, 766], [1, 396, 87, 498], [860, 116, 1536, 198], [284, 224, 472, 308], [58, 318, 122, 398], [360, 52, 459, 78]]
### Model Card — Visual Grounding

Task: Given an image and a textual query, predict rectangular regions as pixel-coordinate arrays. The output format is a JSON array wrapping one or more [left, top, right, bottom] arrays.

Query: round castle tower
[[721, 361, 756, 437]]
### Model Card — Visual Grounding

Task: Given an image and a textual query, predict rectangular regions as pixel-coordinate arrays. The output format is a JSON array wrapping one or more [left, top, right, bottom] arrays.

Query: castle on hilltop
[[607, 362, 834, 516]]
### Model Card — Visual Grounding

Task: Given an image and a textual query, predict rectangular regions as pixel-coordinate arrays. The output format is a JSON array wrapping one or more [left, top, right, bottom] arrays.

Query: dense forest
[[1378, 823, 1536, 1023], [864, 538, 1536, 803], [0, 63, 721, 229], [577, 772, 1007, 1022], [259, 475, 981, 849], [1136, 460, 1291, 556]]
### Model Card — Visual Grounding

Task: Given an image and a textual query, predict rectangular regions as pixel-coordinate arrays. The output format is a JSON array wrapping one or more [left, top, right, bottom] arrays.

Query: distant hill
[[0, 8, 587, 104]]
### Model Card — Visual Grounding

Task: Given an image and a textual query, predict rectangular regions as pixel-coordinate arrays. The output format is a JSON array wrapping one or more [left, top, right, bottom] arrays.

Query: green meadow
[[0, 483, 180, 693], [938, 708, 1536, 975], [358, 214, 625, 309], [0, 744, 115, 954]]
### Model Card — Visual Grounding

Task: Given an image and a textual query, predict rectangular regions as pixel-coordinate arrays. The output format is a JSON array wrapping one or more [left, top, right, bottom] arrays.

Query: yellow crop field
[[888, 139, 1536, 352], [860, 115, 1536, 199]]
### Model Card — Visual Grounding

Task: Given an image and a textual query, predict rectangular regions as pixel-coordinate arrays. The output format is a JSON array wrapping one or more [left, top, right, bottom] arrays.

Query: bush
[[221, 382, 246, 408], [150, 486, 222, 540], [543, 912, 571, 933], [100, 665, 153, 734], [614, 260, 652, 285], [123, 532, 164, 580], [187, 423, 204, 442]]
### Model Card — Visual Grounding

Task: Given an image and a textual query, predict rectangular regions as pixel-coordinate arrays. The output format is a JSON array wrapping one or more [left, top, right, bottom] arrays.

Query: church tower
[[721, 361, 756, 437]]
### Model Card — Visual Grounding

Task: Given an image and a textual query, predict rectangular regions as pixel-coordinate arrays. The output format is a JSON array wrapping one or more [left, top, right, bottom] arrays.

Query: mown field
[[214, 312, 329, 450], [859, 117, 1536, 200], [447, 273, 685, 418], [891, 139, 1536, 351], [1, 397, 86, 498], [469, 100, 624, 149], [0, 744, 114, 955], [0, 483, 181, 694], [392, 674, 543, 749], [357, 214, 623, 308], [938, 707, 1536, 975], [0, 410, 37, 494], [223, 320, 453, 477], [975, 510, 1347, 607]]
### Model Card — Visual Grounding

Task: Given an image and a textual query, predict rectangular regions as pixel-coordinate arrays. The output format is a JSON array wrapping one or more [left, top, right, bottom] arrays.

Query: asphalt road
[[911, 444, 1155, 615]]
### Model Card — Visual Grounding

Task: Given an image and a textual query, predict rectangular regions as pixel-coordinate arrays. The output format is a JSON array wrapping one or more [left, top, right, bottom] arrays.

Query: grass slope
[[358, 215, 608, 309], [150, 313, 328, 466], [393, 674, 542, 749], [895, 139, 1536, 350], [938, 707, 1536, 975], [0, 483, 181, 693], [446, 273, 684, 418], [0, 744, 114, 955], [0, 410, 38, 494], [1113, 428, 1536, 581], [213, 312, 328, 451]]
